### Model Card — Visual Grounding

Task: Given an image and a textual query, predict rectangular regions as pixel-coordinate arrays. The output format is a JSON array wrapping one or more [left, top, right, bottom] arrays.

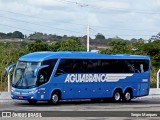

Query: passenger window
[[101, 59, 124, 73], [55, 59, 100, 76], [86, 59, 99, 73], [123, 60, 149, 73], [72, 59, 85, 73], [55, 59, 73, 76], [55, 59, 149, 75]]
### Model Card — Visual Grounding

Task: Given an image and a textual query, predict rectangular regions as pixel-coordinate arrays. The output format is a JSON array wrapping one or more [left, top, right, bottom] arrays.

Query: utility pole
[[87, 24, 90, 52]]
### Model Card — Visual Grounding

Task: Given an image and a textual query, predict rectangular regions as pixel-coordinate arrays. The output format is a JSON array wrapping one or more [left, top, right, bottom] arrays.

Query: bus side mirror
[[6, 64, 16, 75], [34, 65, 49, 77]]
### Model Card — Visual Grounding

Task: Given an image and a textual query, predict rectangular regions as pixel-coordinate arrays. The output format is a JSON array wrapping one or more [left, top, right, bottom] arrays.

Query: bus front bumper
[[11, 90, 38, 101]]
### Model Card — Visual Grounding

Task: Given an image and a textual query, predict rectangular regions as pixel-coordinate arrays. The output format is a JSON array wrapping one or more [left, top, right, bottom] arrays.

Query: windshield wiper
[[12, 84, 16, 88], [15, 78, 23, 88], [27, 85, 36, 89]]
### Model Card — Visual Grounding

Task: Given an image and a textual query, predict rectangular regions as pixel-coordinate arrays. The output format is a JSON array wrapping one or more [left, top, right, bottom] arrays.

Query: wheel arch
[[123, 87, 133, 93], [112, 87, 123, 102], [112, 87, 123, 96], [123, 87, 133, 98], [50, 89, 62, 100]]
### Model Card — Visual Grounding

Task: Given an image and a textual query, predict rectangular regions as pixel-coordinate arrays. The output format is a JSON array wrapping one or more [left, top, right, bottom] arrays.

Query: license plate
[[19, 96, 23, 99]]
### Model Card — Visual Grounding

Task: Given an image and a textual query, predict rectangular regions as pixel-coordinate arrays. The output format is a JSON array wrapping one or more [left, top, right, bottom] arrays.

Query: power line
[[55, 0, 88, 7], [0, 23, 36, 33], [0, 8, 158, 32], [92, 34, 152, 37], [2, 9, 153, 36], [90, 28, 152, 37], [89, 5, 160, 14], [90, 25, 157, 32], [0, 16, 153, 38], [0, 1, 158, 39], [0, 0, 159, 32], [0, 23, 85, 36], [0, 23, 151, 38], [0, 15, 85, 34], [55, 0, 160, 15], [0, 23, 152, 40], [83, 27, 153, 38], [0, 9, 86, 27]]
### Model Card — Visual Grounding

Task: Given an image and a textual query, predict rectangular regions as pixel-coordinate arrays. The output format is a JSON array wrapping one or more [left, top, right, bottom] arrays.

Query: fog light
[[31, 96, 34, 99]]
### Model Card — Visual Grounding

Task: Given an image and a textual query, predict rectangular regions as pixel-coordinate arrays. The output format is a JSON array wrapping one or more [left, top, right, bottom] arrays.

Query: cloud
[[0, 0, 160, 39]]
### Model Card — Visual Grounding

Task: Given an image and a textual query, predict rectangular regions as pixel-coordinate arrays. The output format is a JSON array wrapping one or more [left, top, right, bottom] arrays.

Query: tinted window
[[55, 59, 149, 76], [123, 60, 149, 73], [85, 59, 100, 73], [72, 59, 85, 73], [100, 59, 124, 73], [101, 59, 149, 73], [42, 59, 57, 66], [55, 59, 100, 76]]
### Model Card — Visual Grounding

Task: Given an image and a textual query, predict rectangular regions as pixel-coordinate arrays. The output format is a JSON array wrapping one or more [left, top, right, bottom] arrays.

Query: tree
[[139, 40, 160, 67], [100, 40, 131, 54], [82, 35, 91, 40], [130, 38, 137, 43], [50, 39, 86, 51], [0, 42, 28, 91], [29, 32, 44, 40], [6, 33, 12, 38], [95, 33, 105, 40], [27, 40, 50, 52], [12, 31, 24, 39], [0, 32, 7, 39], [63, 35, 67, 38], [110, 40, 130, 54]]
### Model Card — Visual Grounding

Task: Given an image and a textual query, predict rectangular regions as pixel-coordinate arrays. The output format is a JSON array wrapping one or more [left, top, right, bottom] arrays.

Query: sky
[[0, 0, 160, 40]]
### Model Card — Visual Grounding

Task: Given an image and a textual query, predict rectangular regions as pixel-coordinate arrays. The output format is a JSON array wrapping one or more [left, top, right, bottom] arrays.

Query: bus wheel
[[28, 100, 37, 104], [112, 90, 122, 102], [49, 92, 60, 105], [123, 90, 132, 102]]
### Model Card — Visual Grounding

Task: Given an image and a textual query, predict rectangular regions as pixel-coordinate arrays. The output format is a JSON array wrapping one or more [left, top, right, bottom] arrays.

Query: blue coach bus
[[6, 52, 150, 104]]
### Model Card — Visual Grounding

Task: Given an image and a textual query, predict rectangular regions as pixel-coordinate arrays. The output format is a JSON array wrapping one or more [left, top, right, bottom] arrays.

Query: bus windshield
[[12, 61, 41, 89]]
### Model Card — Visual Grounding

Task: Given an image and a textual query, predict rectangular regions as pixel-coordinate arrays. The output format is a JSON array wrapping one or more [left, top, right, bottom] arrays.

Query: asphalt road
[[0, 98, 160, 120]]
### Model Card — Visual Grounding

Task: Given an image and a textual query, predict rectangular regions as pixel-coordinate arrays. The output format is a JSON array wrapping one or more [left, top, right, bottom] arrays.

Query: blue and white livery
[[6, 52, 151, 104]]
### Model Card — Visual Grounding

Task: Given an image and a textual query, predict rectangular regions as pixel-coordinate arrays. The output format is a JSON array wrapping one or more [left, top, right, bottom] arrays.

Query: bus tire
[[112, 90, 122, 102], [49, 92, 60, 105], [123, 90, 132, 102], [28, 100, 37, 104]]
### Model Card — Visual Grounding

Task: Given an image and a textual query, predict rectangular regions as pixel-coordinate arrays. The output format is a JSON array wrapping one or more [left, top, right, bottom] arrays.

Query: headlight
[[11, 89, 15, 92], [28, 90, 38, 94], [11, 88, 15, 92]]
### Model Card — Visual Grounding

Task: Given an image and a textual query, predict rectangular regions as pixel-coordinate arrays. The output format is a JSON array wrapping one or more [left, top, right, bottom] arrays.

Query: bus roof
[[19, 51, 150, 62]]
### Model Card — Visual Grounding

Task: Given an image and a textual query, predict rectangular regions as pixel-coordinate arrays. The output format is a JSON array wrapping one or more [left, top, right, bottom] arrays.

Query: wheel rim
[[52, 94, 58, 103], [125, 92, 131, 101], [115, 92, 120, 101]]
